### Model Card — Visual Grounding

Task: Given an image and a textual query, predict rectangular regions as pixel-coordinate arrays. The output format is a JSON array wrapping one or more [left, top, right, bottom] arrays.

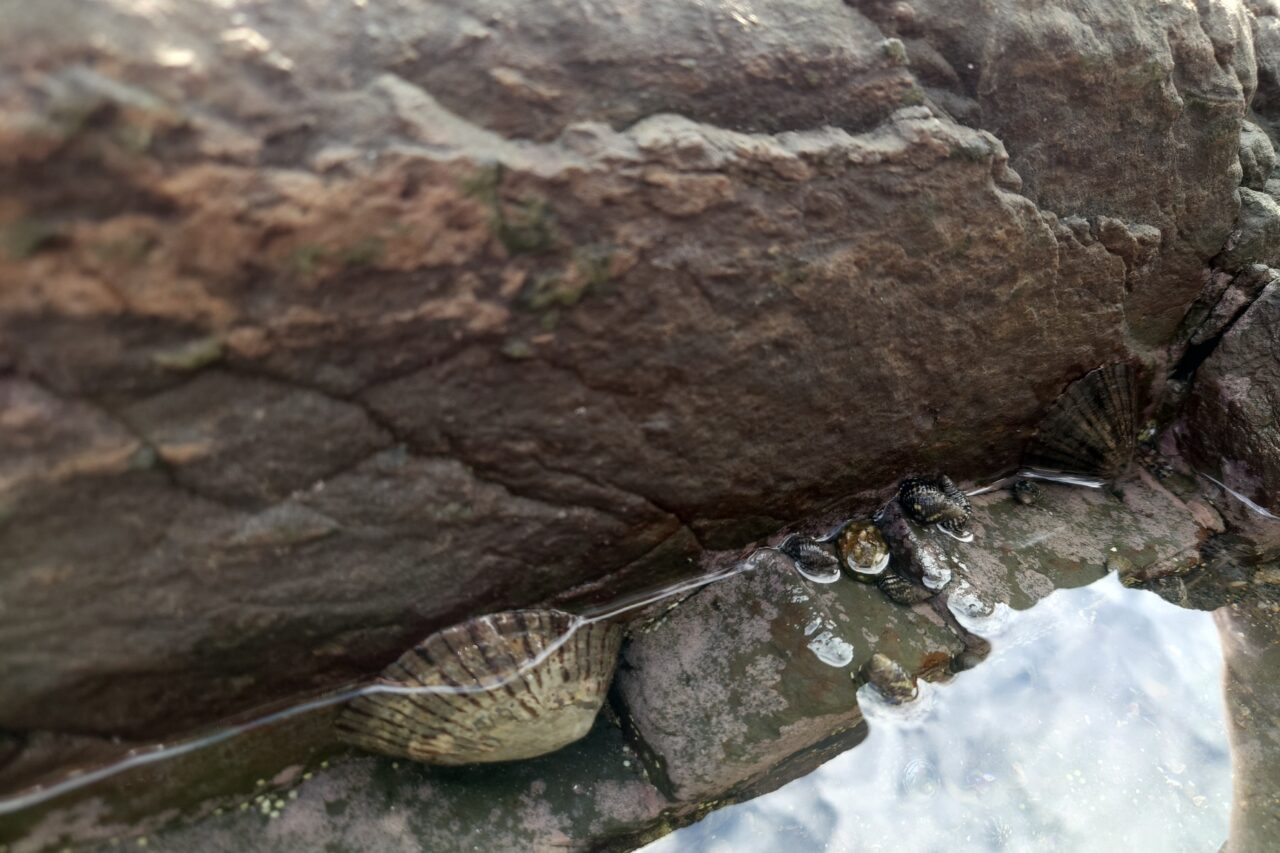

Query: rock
[[1187, 265, 1277, 346], [614, 550, 963, 802], [0, 378, 141, 499], [146, 719, 671, 853], [875, 499, 956, 592], [1252, 1, 1280, 135], [0, 0, 1258, 745], [867, 0, 1249, 344], [1180, 281, 1280, 514], [613, 553, 863, 802], [0, 463, 1222, 849], [1216, 188, 1280, 271], [1239, 120, 1276, 189], [945, 470, 1208, 612], [122, 371, 391, 506]]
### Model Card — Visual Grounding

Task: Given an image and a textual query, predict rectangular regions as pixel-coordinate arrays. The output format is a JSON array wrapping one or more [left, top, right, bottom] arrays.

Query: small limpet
[[861, 652, 918, 704], [898, 475, 974, 542], [779, 533, 842, 583], [877, 570, 936, 604], [836, 520, 891, 580], [1011, 478, 1042, 506]]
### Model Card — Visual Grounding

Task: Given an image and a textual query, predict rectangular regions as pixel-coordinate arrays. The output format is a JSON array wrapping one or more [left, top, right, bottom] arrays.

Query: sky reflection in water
[[644, 574, 1230, 853]]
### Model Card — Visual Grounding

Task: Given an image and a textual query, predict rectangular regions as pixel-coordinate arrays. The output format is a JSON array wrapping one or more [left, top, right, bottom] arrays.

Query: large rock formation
[[1180, 281, 1280, 512], [0, 0, 1260, 747]]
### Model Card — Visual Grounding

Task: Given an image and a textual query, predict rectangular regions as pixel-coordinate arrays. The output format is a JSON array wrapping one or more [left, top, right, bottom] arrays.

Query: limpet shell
[[779, 533, 842, 583], [336, 609, 622, 765], [1025, 362, 1138, 480], [1011, 478, 1042, 506], [861, 652, 918, 705], [898, 475, 974, 542], [877, 570, 936, 604], [837, 520, 891, 580]]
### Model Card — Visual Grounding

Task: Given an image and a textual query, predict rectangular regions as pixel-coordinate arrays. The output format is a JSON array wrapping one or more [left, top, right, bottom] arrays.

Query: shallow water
[[643, 574, 1232, 853]]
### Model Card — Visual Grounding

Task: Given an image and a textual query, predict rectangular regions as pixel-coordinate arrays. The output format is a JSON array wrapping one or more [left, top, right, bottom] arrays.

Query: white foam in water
[[806, 631, 856, 669], [791, 560, 843, 584], [947, 580, 1014, 638], [856, 679, 938, 728], [643, 574, 1231, 853]]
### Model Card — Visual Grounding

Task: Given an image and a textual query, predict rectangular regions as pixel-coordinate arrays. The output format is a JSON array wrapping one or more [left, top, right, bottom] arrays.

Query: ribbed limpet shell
[[336, 609, 622, 765], [1025, 362, 1138, 480]]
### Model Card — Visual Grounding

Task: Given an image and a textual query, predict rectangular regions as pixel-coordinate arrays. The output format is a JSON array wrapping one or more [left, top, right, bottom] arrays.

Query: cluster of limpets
[[328, 363, 1146, 767]]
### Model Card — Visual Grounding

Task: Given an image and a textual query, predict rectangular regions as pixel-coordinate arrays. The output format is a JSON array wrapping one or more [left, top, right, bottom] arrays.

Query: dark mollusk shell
[[898, 475, 973, 540], [1025, 363, 1138, 480], [779, 533, 841, 578], [1011, 478, 1042, 506], [862, 652, 918, 704], [336, 609, 622, 765], [877, 570, 936, 604]]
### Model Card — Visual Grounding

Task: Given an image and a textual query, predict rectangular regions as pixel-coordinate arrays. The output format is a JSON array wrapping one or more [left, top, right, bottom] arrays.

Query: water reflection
[[644, 575, 1231, 853]]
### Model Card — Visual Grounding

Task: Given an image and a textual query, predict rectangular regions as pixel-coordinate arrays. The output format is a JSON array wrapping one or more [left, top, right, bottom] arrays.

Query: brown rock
[[1180, 281, 1280, 514], [0, 0, 1258, 742]]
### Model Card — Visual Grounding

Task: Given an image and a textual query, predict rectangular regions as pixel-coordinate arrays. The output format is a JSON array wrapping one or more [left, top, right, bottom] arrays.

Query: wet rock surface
[[616, 553, 871, 802]]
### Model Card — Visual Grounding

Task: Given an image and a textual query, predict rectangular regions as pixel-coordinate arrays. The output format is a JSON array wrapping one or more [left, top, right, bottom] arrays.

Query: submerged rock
[[612, 552, 863, 801]]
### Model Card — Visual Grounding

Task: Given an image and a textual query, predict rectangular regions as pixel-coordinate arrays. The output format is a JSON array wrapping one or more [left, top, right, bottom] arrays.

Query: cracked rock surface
[[0, 0, 1263, 750]]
